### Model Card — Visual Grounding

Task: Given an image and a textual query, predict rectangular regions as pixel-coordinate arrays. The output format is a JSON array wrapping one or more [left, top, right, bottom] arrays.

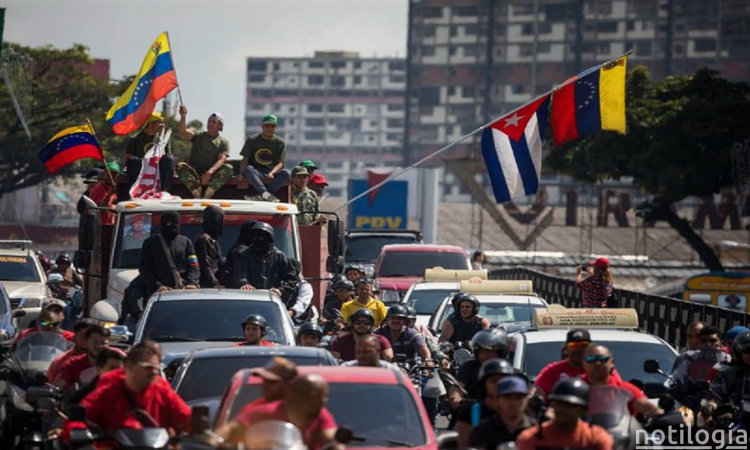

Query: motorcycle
[[587, 385, 643, 450], [0, 331, 71, 450]]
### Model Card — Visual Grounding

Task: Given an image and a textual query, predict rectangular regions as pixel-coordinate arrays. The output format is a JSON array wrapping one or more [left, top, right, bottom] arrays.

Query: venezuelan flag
[[551, 56, 627, 146], [38, 124, 104, 174], [106, 32, 177, 135]]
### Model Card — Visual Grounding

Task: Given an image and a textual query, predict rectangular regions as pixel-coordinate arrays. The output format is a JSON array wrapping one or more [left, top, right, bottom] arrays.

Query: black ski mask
[[160, 211, 181, 241], [249, 223, 274, 254], [201, 205, 225, 238], [238, 220, 258, 247]]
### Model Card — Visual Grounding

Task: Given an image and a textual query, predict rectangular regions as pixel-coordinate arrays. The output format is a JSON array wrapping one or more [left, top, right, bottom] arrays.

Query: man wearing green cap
[[290, 166, 325, 226], [89, 162, 122, 225], [238, 113, 290, 202], [300, 159, 317, 175], [123, 112, 175, 195]]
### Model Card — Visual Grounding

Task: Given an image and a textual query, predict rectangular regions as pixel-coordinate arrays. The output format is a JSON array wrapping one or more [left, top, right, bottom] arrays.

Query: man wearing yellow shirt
[[339, 278, 388, 327]]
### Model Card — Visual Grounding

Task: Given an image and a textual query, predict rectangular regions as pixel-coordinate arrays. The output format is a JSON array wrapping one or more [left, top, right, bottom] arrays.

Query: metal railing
[[490, 267, 750, 350]]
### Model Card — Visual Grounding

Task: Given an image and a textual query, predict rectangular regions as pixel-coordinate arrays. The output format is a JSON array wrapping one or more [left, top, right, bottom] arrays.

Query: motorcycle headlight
[[9, 384, 34, 412], [379, 289, 402, 304], [0, 329, 9, 342]]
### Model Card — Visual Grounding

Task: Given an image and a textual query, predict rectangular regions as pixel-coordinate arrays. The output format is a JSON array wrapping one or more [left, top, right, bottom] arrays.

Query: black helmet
[[349, 308, 375, 326], [548, 378, 590, 406], [297, 321, 323, 338], [356, 277, 374, 287], [405, 305, 417, 321], [251, 222, 275, 240], [241, 314, 268, 335], [56, 254, 71, 264], [477, 358, 516, 382], [333, 279, 355, 292], [386, 304, 409, 320], [471, 329, 509, 357], [732, 331, 750, 364], [345, 264, 363, 274], [451, 293, 480, 315]]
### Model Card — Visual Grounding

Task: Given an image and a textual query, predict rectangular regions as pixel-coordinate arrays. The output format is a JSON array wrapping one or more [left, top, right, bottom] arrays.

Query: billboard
[[348, 173, 408, 229]]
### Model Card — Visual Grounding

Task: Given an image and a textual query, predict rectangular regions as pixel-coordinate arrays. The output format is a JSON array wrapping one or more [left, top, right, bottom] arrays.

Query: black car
[[171, 345, 338, 422]]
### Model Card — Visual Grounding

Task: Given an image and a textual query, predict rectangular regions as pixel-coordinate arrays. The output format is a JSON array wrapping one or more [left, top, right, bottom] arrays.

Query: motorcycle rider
[[65, 347, 126, 405], [236, 314, 276, 347], [330, 308, 393, 362], [458, 329, 509, 400], [376, 305, 432, 361], [582, 344, 663, 417], [194, 205, 225, 288], [49, 253, 83, 287], [342, 335, 398, 368], [48, 321, 90, 382], [53, 324, 111, 390], [344, 264, 364, 284], [340, 278, 388, 327], [468, 376, 535, 450], [709, 331, 750, 429], [680, 320, 704, 353], [516, 379, 613, 450], [80, 341, 191, 430], [14, 308, 74, 345], [321, 279, 354, 333], [297, 321, 324, 347], [669, 325, 730, 392], [439, 293, 490, 344], [235, 222, 298, 300]]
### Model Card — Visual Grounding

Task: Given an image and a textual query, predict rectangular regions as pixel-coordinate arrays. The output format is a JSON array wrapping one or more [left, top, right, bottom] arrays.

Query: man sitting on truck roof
[[238, 113, 290, 202], [176, 105, 233, 199]]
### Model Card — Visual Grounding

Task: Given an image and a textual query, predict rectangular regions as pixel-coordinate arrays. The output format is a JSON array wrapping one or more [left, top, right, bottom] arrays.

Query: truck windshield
[[345, 235, 420, 263], [0, 255, 41, 282], [113, 213, 295, 269], [377, 251, 469, 277]]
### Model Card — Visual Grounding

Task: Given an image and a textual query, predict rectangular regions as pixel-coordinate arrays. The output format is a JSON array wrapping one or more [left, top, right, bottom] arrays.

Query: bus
[[683, 271, 750, 312]]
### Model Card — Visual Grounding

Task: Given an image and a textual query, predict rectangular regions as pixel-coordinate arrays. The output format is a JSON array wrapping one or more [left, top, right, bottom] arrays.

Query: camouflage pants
[[176, 162, 234, 198]]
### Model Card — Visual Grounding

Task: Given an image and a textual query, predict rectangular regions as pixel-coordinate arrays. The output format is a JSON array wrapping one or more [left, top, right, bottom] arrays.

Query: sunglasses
[[585, 355, 611, 364], [566, 341, 590, 350], [353, 320, 371, 326], [39, 320, 62, 328]]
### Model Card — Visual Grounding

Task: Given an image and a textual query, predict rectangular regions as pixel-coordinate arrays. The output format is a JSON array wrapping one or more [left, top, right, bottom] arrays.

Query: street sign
[[348, 177, 408, 229]]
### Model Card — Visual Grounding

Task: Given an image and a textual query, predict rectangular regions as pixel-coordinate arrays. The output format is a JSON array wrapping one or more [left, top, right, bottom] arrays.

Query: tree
[[546, 66, 750, 270], [0, 42, 129, 197]]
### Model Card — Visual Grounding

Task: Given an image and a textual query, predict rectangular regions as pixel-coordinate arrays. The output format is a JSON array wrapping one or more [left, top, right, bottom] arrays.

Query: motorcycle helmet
[[251, 222, 275, 240], [297, 321, 323, 338], [548, 378, 590, 406], [477, 358, 516, 382], [344, 264, 364, 275], [451, 293, 479, 315], [726, 326, 750, 344], [56, 254, 71, 265], [333, 279, 355, 292], [405, 305, 417, 321], [731, 331, 750, 364], [386, 304, 409, 320], [471, 329, 509, 357], [349, 308, 375, 326], [242, 314, 268, 336]]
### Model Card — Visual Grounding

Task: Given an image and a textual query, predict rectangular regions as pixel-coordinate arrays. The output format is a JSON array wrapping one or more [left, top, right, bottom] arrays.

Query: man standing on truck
[[290, 166, 325, 226], [238, 114, 290, 202], [176, 105, 234, 199], [123, 112, 175, 194], [194, 205, 225, 288]]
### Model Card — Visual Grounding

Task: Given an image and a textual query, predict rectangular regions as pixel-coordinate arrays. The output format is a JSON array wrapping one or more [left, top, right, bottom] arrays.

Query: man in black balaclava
[[235, 222, 297, 300], [139, 210, 200, 300], [220, 219, 256, 287], [194, 205, 225, 287]]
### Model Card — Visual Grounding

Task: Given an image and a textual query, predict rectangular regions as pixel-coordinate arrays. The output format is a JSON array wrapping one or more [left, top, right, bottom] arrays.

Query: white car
[[402, 281, 459, 328], [509, 328, 678, 385], [0, 241, 48, 329]]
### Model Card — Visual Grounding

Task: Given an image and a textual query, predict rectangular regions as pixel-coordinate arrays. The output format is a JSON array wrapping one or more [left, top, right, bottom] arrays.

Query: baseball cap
[[145, 112, 164, 125], [309, 173, 329, 186], [209, 112, 225, 125], [262, 114, 278, 125], [496, 375, 529, 396], [251, 357, 298, 381], [726, 326, 750, 342], [291, 166, 309, 177], [300, 159, 317, 169], [106, 161, 122, 174], [566, 329, 591, 342], [42, 298, 67, 311], [589, 257, 610, 270]]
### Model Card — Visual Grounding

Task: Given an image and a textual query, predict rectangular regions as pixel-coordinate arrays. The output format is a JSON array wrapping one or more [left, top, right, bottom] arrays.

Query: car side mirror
[[12, 309, 26, 318], [643, 359, 661, 374], [109, 326, 132, 344]]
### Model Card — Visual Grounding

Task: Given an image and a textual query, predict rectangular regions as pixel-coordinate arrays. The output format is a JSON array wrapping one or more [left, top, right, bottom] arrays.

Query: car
[[172, 345, 338, 423], [214, 366, 437, 449], [345, 230, 423, 277], [134, 289, 297, 366], [401, 268, 488, 328], [0, 240, 48, 329], [427, 279, 549, 335], [508, 306, 678, 385], [375, 244, 471, 304], [0, 283, 17, 344]]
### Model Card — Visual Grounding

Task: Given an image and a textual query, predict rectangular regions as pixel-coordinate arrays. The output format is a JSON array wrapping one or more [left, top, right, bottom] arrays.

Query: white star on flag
[[503, 113, 525, 128]]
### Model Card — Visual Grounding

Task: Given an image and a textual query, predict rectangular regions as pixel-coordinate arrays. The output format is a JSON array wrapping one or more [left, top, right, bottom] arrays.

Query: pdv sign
[[348, 172, 408, 229]]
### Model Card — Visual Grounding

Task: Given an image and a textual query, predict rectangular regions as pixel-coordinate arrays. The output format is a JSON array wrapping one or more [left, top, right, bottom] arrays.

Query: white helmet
[[89, 301, 119, 324]]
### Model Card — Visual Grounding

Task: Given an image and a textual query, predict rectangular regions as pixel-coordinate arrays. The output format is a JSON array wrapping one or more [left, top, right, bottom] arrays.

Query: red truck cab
[[374, 244, 471, 304]]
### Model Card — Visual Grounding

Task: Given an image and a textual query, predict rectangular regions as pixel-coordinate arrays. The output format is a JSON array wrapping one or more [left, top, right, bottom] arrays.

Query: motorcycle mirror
[[190, 405, 210, 434], [334, 427, 354, 444], [643, 359, 661, 374], [70, 429, 95, 447], [37, 397, 58, 412], [109, 325, 133, 344], [25, 385, 58, 407], [12, 309, 27, 319]]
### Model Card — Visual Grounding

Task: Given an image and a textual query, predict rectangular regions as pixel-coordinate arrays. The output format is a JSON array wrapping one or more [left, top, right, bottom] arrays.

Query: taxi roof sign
[[534, 305, 639, 329], [459, 279, 533, 294], [424, 267, 488, 281]]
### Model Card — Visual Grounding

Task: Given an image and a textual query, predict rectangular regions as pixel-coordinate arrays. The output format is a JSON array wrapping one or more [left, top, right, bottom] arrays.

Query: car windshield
[[378, 251, 468, 277], [113, 213, 295, 269], [406, 289, 454, 314], [225, 382, 427, 446], [440, 302, 546, 326], [522, 340, 677, 384], [140, 300, 290, 344], [0, 255, 41, 282], [177, 355, 334, 401], [345, 235, 420, 263]]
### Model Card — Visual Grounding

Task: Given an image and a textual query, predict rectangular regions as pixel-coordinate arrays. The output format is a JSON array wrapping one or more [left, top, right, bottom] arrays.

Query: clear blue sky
[[3, 0, 408, 156]]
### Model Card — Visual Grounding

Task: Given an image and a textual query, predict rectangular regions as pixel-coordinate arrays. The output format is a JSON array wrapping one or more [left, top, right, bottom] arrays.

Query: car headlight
[[379, 289, 402, 304]]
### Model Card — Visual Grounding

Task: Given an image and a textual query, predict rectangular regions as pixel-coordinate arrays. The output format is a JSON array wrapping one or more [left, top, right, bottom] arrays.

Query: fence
[[489, 267, 750, 350]]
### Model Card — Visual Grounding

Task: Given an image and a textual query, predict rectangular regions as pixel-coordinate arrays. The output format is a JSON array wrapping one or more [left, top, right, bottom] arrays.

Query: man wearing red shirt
[[234, 314, 276, 347], [53, 324, 110, 390], [581, 344, 663, 417], [81, 341, 191, 430], [14, 308, 74, 345], [48, 321, 90, 382], [233, 374, 342, 450]]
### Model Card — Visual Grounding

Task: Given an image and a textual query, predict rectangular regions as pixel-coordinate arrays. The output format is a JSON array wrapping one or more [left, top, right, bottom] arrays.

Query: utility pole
[[0, 8, 6, 60]]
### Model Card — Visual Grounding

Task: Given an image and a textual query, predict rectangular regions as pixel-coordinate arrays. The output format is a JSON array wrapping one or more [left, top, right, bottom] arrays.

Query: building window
[[463, 86, 475, 98], [635, 41, 652, 56], [513, 4, 534, 15], [290, 107, 296, 113], [588, 0, 612, 15], [328, 104, 345, 113], [249, 103, 265, 110], [389, 61, 405, 72], [453, 5, 477, 17], [694, 39, 716, 52], [520, 44, 534, 57], [538, 42, 551, 53], [596, 21, 617, 33], [331, 76, 346, 87], [330, 61, 346, 69], [626, 20, 635, 31], [465, 24, 478, 36], [248, 75, 265, 83], [673, 43, 684, 55], [389, 75, 405, 83], [308, 61, 325, 69], [308, 75, 324, 85], [386, 119, 404, 128], [521, 23, 534, 36], [308, 104, 324, 113], [597, 42, 611, 54], [543, 3, 567, 21], [421, 46, 436, 57], [422, 6, 443, 18], [539, 22, 552, 34], [387, 103, 404, 111], [464, 46, 478, 57], [248, 61, 267, 71], [304, 132, 324, 140], [512, 84, 527, 94], [306, 118, 324, 127]]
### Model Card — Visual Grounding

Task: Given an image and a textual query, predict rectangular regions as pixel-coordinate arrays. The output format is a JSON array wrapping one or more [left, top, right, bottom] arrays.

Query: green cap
[[262, 114, 278, 125], [291, 166, 309, 177], [300, 159, 317, 169], [106, 161, 122, 174]]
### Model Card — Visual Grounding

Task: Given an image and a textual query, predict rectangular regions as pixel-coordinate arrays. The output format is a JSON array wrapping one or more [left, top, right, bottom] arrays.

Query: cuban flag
[[481, 94, 550, 203]]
